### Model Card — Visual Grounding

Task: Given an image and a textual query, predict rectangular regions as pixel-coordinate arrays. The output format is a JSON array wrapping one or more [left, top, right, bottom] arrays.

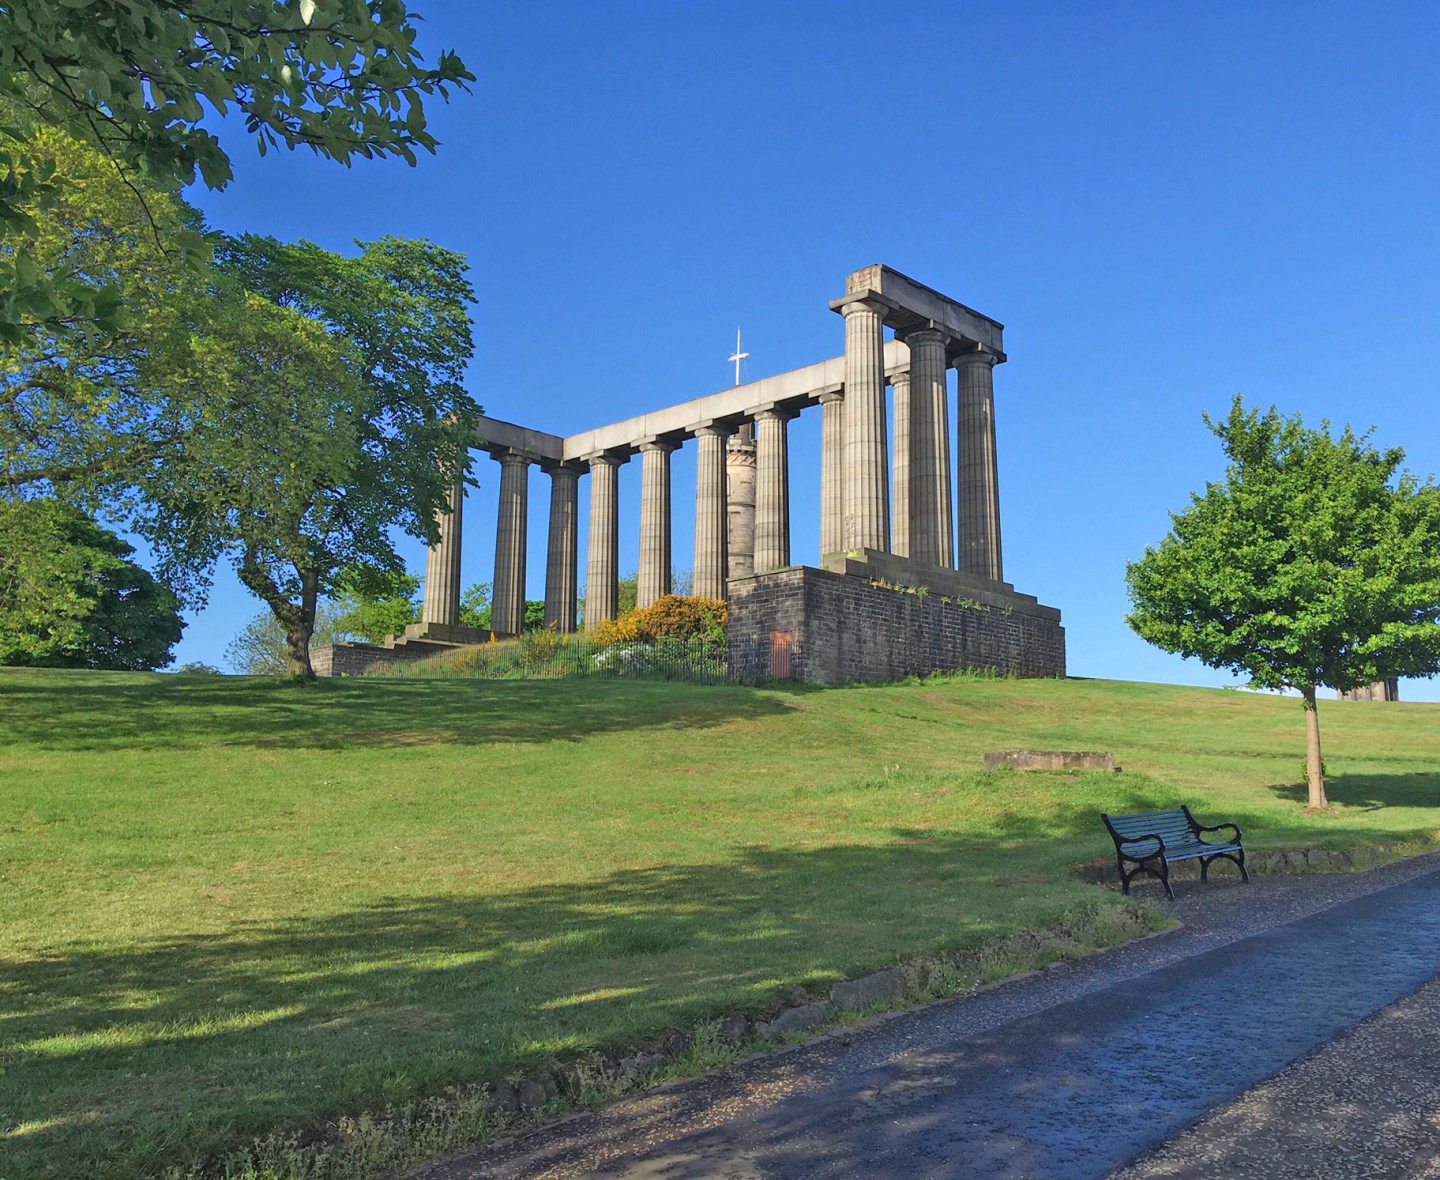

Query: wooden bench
[[1102, 806, 1249, 899]]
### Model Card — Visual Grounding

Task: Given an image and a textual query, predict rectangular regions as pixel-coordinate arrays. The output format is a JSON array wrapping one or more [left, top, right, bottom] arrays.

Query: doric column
[[840, 298, 889, 552], [954, 350, 1003, 581], [543, 465, 579, 632], [890, 370, 911, 559], [726, 424, 757, 580], [819, 391, 845, 558], [584, 455, 621, 629], [421, 480, 464, 626], [754, 407, 793, 572], [908, 328, 953, 567], [693, 424, 729, 600], [491, 451, 530, 637], [637, 439, 675, 608]]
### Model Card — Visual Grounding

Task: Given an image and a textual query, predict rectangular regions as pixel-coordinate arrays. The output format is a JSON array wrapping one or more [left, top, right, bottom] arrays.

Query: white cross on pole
[[728, 328, 749, 387]]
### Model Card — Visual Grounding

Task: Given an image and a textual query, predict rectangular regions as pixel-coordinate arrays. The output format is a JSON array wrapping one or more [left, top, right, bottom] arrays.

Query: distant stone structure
[[319, 265, 1064, 681], [1338, 680, 1400, 701]]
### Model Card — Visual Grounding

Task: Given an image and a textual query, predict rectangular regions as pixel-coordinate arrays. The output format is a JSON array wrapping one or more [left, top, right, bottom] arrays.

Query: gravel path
[[412, 853, 1440, 1180]]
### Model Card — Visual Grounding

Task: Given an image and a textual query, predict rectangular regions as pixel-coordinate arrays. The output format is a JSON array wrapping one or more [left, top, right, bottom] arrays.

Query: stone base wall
[[727, 561, 1065, 685], [311, 639, 463, 677]]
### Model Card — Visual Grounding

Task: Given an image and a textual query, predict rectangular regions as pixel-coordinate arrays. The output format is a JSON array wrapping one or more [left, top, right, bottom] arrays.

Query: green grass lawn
[[1, 669, 1437, 1179]]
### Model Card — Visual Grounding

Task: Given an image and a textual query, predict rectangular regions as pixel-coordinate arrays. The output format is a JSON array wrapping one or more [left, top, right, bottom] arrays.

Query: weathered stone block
[[1305, 848, 1330, 869], [487, 1079, 520, 1117], [517, 1073, 558, 1111], [717, 1013, 752, 1042], [618, 1051, 666, 1077], [758, 1000, 836, 1039], [984, 750, 1114, 771], [831, 968, 906, 1011], [1284, 849, 1309, 871]]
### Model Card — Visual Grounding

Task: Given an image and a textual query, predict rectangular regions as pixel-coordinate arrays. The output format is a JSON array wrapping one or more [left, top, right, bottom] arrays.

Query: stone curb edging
[[1070, 836, 1438, 887]]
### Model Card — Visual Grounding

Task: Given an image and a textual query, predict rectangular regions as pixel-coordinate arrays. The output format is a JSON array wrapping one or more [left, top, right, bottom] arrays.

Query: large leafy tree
[[0, 1, 471, 337], [0, 498, 184, 668], [135, 234, 478, 677], [1127, 397, 1440, 808]]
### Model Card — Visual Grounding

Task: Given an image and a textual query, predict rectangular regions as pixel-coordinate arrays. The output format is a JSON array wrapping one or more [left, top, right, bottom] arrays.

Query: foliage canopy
[[0, 1, 471, 337]]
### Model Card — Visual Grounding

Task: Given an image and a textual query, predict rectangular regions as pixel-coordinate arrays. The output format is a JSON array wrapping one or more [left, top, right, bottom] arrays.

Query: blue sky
[[174, 1, 1440, 698]]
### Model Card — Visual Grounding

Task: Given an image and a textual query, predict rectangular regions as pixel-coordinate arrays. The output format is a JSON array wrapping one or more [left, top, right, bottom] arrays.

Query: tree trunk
[[237, 552, 318, 681], [1302, 685, 1328, 809], [283, 569, 320, 680]]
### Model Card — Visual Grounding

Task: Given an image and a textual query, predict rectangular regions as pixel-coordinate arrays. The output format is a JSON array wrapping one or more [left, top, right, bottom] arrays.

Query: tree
[[226, 604, 344, 674], [455, 583, 544, 632], [0, 1, 472, 337], [0, 498, 183, 669], [329, 568, 420, 642], [136, 233, 477, 677], [458, 581, 491, 629], [1127, 397, 1440, 808]]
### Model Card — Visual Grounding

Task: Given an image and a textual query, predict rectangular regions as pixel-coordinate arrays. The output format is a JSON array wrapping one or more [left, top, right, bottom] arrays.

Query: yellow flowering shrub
[[593, 594, 727, 645]]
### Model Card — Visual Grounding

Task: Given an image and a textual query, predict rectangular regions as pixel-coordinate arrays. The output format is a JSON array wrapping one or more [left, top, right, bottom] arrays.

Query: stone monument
[[315, 265, 1065, 682]]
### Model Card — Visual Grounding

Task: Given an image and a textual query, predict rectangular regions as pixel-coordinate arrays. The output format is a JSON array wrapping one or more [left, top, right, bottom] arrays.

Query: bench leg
[[1160, 858, 1174, 901], [1200, 852, 1250, 885]]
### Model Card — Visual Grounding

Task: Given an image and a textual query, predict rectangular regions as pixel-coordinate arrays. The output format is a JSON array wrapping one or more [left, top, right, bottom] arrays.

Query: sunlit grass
[[0, 668, 1436, 1178]]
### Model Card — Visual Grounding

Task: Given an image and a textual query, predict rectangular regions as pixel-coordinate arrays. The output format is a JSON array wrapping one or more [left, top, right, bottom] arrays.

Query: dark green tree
[[0, 1, 471, 337], [0, 498, 183, 668], [1127, 397, 1440, 808]]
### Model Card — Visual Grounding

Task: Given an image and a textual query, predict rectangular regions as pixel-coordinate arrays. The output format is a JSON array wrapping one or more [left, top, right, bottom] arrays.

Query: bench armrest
[[1194, 821, 1242, 844], [1114, 832, 1167, 858]]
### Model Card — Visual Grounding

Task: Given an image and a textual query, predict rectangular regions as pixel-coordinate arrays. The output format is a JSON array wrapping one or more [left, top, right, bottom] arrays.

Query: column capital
[[901, 326, 949, 350], [583, 451, 627, 469], [638, 436, 681, 455], [496, 448, 532, 468], [838, 296, 888, 319], [951, 346, 1003, 369], [887, 369, 912, 389], [817, 389, 845, 406], [754, 403, 800, 424], [689, 420, 731, 439], [542, 460, 584, 480]]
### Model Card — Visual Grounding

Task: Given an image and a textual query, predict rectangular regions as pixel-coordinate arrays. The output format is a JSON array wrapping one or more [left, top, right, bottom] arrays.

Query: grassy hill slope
[[1, 669, 1436, 1178]]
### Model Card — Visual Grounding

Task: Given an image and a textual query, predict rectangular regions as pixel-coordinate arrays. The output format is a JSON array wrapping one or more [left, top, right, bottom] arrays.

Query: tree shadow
[[1266, 772, 1440, 811], [0, 826, 1131, 1179], [0, 673, 796, 752]]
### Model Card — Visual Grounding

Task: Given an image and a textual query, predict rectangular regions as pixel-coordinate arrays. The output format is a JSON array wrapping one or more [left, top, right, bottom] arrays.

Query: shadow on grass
[[2, 773, 1417, 1180], [0, 673, 795, 752], [1266, 772, 1440, 811]]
